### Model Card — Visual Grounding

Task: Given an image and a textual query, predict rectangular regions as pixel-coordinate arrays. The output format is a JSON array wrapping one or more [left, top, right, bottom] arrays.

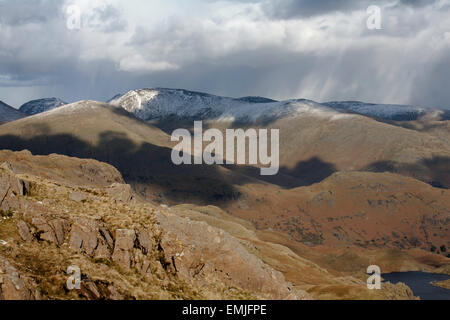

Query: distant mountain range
[[0, 100, 26, 124], [108, 88, 449, 123], [19, 97, 67, 115], [108, 88, 350, 125], [2, 89, 448, 125], [2, 89, 449, 191]]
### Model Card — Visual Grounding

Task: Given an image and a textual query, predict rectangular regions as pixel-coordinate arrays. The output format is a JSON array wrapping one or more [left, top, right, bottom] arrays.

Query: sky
[[0, 0, 449, 108]]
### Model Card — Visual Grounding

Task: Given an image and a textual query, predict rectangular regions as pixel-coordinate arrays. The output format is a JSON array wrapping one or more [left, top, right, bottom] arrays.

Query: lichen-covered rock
[[112, 229, 136, 269]]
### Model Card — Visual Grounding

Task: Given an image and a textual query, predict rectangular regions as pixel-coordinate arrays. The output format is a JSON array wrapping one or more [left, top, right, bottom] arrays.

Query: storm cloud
[[0, 0, 449, 109]]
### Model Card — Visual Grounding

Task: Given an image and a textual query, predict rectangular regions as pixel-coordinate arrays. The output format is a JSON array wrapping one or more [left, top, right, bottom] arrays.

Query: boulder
[[69, 220, 98, 256], [69, 218, 115, 259], [95, 227, 114, 259], [32, 217, 69, 246], [32, 217, 57, 243], [106, 183, 133, 202], [17, 220, 32, 242], [0, 169, 27, 212], [112, 229, 136, 269], [51, 219, 70, 245], [137, 229, 153, 255]]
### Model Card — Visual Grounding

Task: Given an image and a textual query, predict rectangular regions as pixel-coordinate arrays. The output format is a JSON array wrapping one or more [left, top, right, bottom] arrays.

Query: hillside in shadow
[[0, 128, 249, 204], [223, 157, 337, 188], [366, 156, 450, 189]]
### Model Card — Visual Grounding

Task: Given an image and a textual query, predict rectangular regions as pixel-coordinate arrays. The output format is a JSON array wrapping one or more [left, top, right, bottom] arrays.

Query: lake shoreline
[[383, 271, 450, 300]]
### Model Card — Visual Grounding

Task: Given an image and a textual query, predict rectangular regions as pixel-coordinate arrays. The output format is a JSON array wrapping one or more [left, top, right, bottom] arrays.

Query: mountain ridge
[[19, 97, 67, 116], [108, 88, 450, 124], [0, 100, 26, 124], [108, 88, 355, 124], [3, 87, 448, 125]]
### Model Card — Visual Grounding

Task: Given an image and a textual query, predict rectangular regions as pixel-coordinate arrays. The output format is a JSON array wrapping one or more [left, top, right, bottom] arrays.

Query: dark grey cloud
[[409, 52, 450, 109], [0, 2, 80, 87], [0, 0, 449, 110], [399, 0, 438, 7], [260, 0, 443, 18], [0, 0, 63, 26], [262, 0, 373, 18]]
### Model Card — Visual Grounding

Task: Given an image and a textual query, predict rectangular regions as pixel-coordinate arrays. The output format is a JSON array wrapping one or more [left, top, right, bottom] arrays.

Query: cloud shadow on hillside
[[0, 128, 251, 204], [365, 156, 450, 189], [223, 157, 337, 189]]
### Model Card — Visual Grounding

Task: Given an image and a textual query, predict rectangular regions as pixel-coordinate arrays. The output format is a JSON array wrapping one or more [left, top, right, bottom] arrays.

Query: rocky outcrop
[[0, 150, 124, 188], [32, 217, 70, 246], [106, 183, 133, 202], [0, 159, 311, 300], [0, 164, 28, 214], [157, 211, 308, 300], [0, 256, 39, 300], [17, 220, 31, 242], [79, 280, 119, 300], [136, 229, 153, 255], [1, 151, 313, 300], [382, 282, 417, 300], [69, 218, 115, 260], [68, 219, 154, 268]]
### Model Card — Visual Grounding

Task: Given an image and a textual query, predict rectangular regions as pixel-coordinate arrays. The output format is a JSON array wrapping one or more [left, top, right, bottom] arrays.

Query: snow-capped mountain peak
[[108, 88, 350, 123], [109, 88, 238, 121], [19, 98, 67, 116]]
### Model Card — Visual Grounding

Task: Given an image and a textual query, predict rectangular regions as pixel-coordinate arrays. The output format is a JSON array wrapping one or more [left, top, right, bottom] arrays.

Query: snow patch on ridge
[[19, 98, 67, 116], [31, 100, 106, 119]]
